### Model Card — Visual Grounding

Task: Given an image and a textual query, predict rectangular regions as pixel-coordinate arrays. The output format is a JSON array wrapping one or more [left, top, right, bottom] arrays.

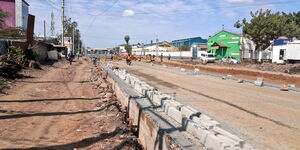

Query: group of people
[[84, 53, 172, 67]]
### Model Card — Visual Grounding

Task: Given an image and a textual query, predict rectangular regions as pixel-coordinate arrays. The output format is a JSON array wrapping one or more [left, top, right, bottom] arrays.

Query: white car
[[200, 53, 216, 63], [221, 56, 240, 64]]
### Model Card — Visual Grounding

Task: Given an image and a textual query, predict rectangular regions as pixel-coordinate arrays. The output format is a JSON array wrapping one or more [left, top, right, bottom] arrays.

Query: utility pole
[[72, 26, 75, 53], [156, 35, 159, 56], [51, 11, 55, 37], [61, 0, 65, 46], [43, 20, 46, 40]]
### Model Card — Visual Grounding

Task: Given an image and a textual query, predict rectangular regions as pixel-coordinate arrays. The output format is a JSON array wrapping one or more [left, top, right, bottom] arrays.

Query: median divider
[[100, 62, 257, 150]]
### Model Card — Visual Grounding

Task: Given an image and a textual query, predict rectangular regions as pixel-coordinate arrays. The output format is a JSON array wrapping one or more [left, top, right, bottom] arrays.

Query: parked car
[[199, 52, 216, 63], [221, 56, 240, 64]]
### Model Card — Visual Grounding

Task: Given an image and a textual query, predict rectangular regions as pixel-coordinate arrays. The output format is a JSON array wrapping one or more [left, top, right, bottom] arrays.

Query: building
[[271, 38, 293, 63], [271, 38, 300, 63], [207, 30, 256, 60], [207, 31, 241, 59], [0, 0, 29, 29], [143, 41, 178, 52], [170, 37, 207, 47]]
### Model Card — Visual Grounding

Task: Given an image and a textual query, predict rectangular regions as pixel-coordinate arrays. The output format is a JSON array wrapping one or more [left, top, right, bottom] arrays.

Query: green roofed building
[[207, 30, 242, 59]]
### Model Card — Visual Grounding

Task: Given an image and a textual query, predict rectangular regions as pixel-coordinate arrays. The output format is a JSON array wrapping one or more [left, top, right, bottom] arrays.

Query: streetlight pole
[[61, 0, 65, 47], [72, 26, 75, 53]]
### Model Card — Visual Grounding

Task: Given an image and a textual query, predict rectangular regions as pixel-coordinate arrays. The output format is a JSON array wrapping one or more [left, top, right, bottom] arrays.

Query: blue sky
[[27, 0, 300, 48]]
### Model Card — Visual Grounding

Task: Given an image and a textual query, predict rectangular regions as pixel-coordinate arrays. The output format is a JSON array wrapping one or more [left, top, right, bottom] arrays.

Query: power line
[[46, 0, 60, 10], [88, 0, 121, 16], [84, 0, 299, 17], [131, 0, 300, 16], [84, 0, 121, 35]]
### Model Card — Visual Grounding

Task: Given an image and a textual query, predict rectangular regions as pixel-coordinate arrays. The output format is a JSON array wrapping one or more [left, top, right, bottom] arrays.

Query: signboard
[[64, 37, 72, 45], [212, 46, 219, 50]]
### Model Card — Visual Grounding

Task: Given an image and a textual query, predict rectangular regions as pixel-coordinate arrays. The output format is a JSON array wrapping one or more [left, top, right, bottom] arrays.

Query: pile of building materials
[[101, 62, 257, 150]]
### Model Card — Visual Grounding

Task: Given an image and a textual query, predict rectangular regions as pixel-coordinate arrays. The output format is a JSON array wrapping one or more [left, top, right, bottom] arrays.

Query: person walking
[[126, 54, 132, 65], [67, 51, 74, 65]]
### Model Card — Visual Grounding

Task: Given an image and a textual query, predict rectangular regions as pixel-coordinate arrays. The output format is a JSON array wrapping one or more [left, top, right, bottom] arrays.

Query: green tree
[[235, 9, 300, 51], [59, 17, 81, 52], [124, 35, 131, 54], [0, 9, 8, 28]]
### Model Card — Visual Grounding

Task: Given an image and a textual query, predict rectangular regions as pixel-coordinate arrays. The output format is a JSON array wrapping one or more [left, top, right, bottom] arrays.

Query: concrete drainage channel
[[100, 62, 257, 150]]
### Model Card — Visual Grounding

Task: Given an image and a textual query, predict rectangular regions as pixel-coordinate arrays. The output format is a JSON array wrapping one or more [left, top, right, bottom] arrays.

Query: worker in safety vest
[[126, 54, 132, 65]]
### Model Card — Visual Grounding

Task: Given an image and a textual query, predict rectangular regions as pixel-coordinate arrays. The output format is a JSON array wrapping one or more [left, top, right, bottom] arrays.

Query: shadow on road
[[0, 127, 122, 150], [0, 97, 101, 103], [0, 103, 116, 120], [16, 80, 90, 84]]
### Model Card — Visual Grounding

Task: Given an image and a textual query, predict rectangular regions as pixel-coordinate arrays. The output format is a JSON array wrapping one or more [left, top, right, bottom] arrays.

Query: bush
[[8, 46, 37, 66]]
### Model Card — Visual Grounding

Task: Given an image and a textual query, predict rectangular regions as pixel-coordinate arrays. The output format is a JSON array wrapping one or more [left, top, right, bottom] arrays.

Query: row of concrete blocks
[[107, 64, 255, 150]]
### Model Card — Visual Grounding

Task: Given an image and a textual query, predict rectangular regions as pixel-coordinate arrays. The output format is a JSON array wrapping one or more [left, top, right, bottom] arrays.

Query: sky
[[26, 0, 300, 48]]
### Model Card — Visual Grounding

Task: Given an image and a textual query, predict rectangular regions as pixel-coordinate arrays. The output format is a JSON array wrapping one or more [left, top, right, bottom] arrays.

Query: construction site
[[1, 0, 300, 150], [1, 55, 299, 150]]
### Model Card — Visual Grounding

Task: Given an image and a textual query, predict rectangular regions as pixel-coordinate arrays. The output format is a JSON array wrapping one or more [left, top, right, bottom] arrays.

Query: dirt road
[[113, 61, 300, 150], [0, 59, 140, 150]]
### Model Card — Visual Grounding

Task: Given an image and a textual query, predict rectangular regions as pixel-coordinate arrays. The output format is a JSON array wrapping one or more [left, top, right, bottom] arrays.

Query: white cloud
[[226, 0, 254, 4], [122, 9, 135, 17]]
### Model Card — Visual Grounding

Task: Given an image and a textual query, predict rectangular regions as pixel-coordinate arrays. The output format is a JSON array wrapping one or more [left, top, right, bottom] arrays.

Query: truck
[[199, 51, 216, 63], [285, 40, 300, 63]]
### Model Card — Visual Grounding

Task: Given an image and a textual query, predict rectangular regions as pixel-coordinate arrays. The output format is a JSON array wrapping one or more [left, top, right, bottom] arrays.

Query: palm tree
[[124, 35, 130, 45], [124, 35, 131, 54]]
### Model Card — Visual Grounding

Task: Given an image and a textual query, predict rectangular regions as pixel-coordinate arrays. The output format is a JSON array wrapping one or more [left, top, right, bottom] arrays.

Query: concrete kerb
[[100, 62, 256, 150], [101, 62, 201, 150]]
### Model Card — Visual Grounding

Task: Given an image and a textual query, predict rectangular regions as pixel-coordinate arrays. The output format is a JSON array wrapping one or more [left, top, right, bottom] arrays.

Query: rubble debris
[[88, 64, 144, 150], [237, 79, 244, 83], [254, 78, 264, 87], [280, 84, 289, 91]]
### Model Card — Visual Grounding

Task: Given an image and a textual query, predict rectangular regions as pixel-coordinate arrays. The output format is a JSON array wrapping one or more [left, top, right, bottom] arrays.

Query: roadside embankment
[[100, 62, 257, 150], [153, 61, 300, 88]]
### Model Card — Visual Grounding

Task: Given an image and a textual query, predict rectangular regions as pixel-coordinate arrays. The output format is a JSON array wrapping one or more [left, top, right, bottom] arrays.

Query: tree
[[124, 35, 131, 54], [178, 45, 190, 51], [0, 27, 25, 38], [124, 35, 130, 45], [0, 9, 8, 28], [234, 9, 300, 52], [59, 17, 81, 52]]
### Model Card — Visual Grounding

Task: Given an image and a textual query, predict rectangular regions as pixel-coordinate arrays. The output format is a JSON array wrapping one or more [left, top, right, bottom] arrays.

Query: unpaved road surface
[[0, 60, 140, 150], [113, 61, 300, 150]]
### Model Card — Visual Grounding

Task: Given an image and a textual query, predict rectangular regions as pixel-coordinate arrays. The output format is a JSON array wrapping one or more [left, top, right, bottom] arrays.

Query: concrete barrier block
[[163, 100, 180, 113], [145, 90, 154, 100], [237, 79, 244, 83], [192, 117, 219, 130], [254, 78, 264, 86], [153, 94, 162, 105], [167, 107, 183, 123], [199, 114, 213, 121], [254, 81, 263, 86], [217, 134, 241, 148], [181, 106, 199, 119], [213, 127, 244, 147], [185, 120, 209, 142], [205, 133, 231, 150], [152, 94, 173, 106]]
